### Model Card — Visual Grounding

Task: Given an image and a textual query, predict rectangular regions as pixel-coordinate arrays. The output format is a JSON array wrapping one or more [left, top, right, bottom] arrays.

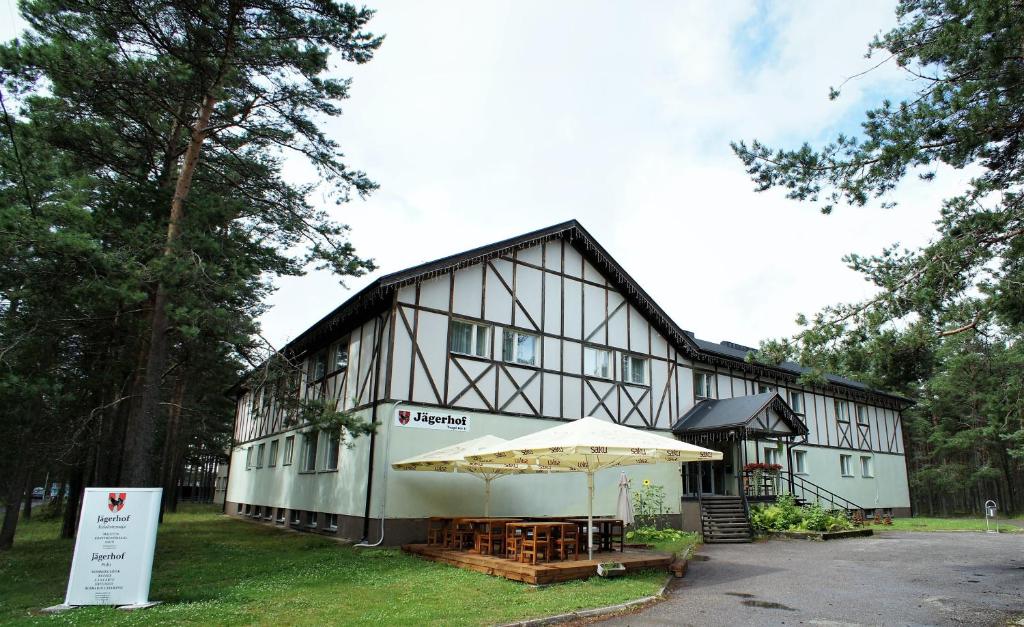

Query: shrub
[[632, 480, 667, 528], [626, 526, 689, 543], [748, 497, 853, 534]]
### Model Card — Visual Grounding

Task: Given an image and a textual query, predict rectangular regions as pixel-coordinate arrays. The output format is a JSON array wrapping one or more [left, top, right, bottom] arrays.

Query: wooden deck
[[402, 544, 672, 585]]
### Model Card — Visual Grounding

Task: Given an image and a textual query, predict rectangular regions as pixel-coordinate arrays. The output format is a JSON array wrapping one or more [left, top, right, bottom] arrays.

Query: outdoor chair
[[476, 522, 506, 556], [446, 520, 475, 550], [505, 525, 524, 561], [520, 526, 553, 565], [426, 518, 449, 546], [554, 525, 579, 561]]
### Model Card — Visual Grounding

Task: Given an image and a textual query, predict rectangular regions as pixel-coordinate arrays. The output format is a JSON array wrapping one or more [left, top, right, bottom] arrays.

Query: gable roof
[[671, 392, 808, 437], [250, 220, 911, 408]]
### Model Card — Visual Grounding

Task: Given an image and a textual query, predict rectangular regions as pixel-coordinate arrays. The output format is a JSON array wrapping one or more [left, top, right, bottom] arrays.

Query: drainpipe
[[355, 400, 402, 548], [359, 317, 388, 542]]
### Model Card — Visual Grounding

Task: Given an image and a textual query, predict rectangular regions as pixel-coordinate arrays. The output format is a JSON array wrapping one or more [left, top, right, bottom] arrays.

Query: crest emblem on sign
[[108, 492, 126, 512], [398, 410, 411, 425]]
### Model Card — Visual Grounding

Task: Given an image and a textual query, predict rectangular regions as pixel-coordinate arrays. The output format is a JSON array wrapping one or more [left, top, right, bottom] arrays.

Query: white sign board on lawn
[[63, 487, 162, 608]]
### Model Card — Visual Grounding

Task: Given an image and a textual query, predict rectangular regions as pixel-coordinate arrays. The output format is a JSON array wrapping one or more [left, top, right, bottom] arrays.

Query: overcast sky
[[3, 2, 971, 350]]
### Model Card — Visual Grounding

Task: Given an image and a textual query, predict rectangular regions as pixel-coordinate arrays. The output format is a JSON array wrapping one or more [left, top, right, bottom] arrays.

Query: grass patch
[[642, 533, 700, 557], [875, 517, 1022, 533], [0, 505, 667, 625]]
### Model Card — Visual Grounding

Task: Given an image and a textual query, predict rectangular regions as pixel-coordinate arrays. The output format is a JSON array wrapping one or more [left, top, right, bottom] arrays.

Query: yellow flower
[[642, 479, 651, 486]]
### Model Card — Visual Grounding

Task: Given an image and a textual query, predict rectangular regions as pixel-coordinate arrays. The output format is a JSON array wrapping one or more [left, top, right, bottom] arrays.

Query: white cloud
[[1, 2, 967, 351]]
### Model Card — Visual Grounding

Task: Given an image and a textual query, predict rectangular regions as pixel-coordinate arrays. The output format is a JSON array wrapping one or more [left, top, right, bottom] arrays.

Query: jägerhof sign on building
[[395, 408, 471, 431], [62, 487, 162, 608]]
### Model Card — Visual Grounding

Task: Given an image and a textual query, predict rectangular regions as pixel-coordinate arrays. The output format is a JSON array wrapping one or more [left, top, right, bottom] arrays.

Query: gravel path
[[599, 531, 1024, 626]]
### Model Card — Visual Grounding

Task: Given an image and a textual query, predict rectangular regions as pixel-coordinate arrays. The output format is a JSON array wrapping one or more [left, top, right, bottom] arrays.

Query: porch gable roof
[[671, 392, 809, 437]]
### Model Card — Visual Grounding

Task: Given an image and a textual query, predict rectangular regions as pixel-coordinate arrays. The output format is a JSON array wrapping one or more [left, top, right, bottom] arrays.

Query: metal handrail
[[742, 469, 861, 513]]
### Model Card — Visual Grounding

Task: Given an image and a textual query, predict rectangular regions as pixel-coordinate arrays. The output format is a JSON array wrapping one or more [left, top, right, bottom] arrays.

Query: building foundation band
[[226, 221, 912, 545]]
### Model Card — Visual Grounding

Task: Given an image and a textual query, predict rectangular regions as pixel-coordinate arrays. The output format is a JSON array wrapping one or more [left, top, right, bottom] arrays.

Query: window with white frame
[[309, 351, 327, 382], [793, 450, 808, 474], [502, 329, 538, 366], [450, 320, 490, 358], [860, 455, 874, 477], [290, 510, 301, 525], [840, 454, 853, 476], [255, 442, 265, 468], [302, 431, 319, 472], [275, 508, 285, 523], [245, 447, 253, 470], [282, 435, 295, 466], [305, 511, 318, 528], [763, 447, 781, 466], [694, 371, 715, 399], [326, 513, 339, 531], [236, 502, 243, 514], [757, 382, 776, 394], [789, 391, 804, 414], [856, 404, 870, 426], [834, 400, 851, 423], [621, 355, 647, 385], [325, 432, 340, 471], [268, 439, 279, 467], [583, 347, 612, 379]]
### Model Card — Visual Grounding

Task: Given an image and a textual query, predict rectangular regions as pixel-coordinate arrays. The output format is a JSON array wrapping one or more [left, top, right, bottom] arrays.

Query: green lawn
[[0, 505, 667, 626], [874, 517, 1022, 533]]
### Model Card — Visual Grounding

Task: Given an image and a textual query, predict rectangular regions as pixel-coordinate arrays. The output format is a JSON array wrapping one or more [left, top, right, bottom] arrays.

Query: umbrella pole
[[484, 476, 492, 517], [587, 471, 594, 561]]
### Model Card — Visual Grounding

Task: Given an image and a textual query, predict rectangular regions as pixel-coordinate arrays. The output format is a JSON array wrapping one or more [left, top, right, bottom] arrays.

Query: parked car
[[31, 487, 44, 499]]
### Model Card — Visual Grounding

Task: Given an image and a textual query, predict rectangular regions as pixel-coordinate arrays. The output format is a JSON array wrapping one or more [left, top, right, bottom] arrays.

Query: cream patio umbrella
[[391, 435, 569, 516], [467, 416, 723, 559]]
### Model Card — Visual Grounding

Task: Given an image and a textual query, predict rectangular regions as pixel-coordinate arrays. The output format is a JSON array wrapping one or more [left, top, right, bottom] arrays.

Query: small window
[[268, 439, 279, 467], [789, 391, 804, 414], [763, 448, 781, 466], [236, 502, 243, 514], [306, 511, 318, 528], [255, 443, 265, 468], [757, 382, 775, 394], [450, 320, 490, 358], [621, 355, 647, 385], [275, 508, 285, 524], [253, 505, 261, 518], [583, 347, 611, 379], [290, 510, 301, 525], [245, 447, 253, 470], [325, 432, 340, 471], [834, 400, 851, 423], [794, 450, 807, 474], [244, 503, 252, 515], [502, 329, 538, 366], [860, 456, 873, 478], [332, 340, 349, 372], [326, 513, 339, 531], [856, 404, 870, 426], [302, 431, 319, 471], [694, 371, 715, 399], [309, 351, 327, 382], [840, 454, 853, 477], [283, 435, 295, 466]]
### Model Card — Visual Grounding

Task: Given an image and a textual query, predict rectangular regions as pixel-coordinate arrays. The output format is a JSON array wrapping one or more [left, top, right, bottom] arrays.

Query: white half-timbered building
[[226, 221, 912, 544]]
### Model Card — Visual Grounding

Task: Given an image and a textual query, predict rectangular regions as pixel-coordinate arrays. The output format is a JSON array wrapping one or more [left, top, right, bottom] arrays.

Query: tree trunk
[[61, 465, 86, 540], [121, 93, 218, 488], [0, 467, 29, 551], [159, 376, 187, 522], [21, 476, 32, 521]]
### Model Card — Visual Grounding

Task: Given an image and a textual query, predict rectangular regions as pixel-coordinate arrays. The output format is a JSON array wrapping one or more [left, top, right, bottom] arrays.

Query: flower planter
[[596, 562, 625, 578]]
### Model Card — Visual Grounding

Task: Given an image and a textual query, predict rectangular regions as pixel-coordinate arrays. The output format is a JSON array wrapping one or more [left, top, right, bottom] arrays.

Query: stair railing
[[742, 469, 862, 513]]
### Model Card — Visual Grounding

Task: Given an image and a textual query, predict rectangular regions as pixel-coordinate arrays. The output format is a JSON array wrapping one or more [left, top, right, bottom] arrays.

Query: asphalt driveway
[[601, 531, 1024, 626]]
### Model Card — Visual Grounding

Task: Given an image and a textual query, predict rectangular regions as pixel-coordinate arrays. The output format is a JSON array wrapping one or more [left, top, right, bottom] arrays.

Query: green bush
[[748, 496, 853, 534], [626, 526, 689, 543], [632, 481, 667, 528]]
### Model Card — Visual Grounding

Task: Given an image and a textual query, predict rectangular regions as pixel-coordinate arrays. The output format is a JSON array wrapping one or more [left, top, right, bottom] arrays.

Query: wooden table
[[566, 518, 625, 553], [505, 521, 577, 564], [451, 517, 521, 554]]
